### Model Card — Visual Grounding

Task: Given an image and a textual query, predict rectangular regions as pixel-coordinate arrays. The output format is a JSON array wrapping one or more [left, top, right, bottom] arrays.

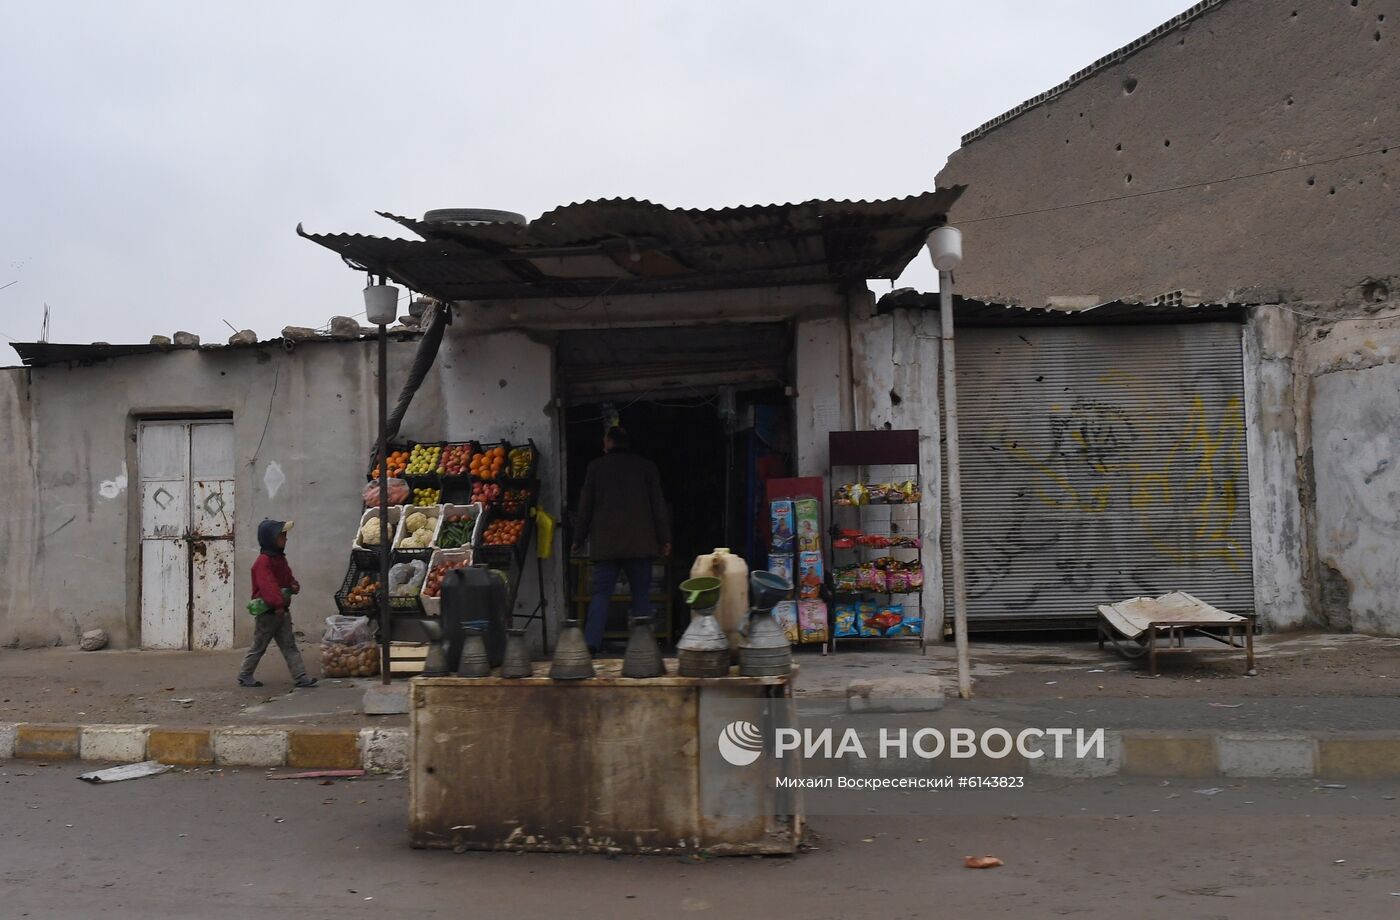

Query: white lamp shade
[[926, 226, 963, 272], [364, 284, 400, 325]]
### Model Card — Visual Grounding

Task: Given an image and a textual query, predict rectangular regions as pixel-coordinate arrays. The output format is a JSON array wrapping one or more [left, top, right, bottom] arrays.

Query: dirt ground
[[2, 631, 1399, 728]]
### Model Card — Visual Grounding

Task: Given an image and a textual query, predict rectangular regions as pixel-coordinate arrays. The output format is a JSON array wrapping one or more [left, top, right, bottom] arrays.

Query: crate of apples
[[471, 481, 501, 504], [501, 488, 532, 514], [437, 443, 474, 476], [470, 445, 507, 481], [482, 518, 525, 547]]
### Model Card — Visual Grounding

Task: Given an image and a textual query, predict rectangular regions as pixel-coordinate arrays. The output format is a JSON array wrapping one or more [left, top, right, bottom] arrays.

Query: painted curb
[[0, 722, 408, 772], [4, 724, 1392, 778]]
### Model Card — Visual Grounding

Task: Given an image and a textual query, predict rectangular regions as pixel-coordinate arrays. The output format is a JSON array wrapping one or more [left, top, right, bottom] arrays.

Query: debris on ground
[[78, 761, 173, 784], [964, 855, 1003, 869], [267, 769, 366, 781]]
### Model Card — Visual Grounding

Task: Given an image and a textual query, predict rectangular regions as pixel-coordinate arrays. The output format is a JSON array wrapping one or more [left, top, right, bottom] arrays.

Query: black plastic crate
[[500, 439, 539, 481], [366, 441, 413, 482], [334, 558, 425, 616]]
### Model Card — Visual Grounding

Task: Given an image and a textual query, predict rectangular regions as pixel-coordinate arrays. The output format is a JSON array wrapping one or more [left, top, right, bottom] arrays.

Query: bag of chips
[[834, 604, 858, 637]]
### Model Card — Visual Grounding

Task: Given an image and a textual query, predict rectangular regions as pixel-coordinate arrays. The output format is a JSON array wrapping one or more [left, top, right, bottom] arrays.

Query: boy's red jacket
[[251, 553, 297, 611]]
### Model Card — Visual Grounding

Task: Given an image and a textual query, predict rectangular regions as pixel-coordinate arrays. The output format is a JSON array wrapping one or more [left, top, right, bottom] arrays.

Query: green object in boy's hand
[[246, 598, 270, 616]]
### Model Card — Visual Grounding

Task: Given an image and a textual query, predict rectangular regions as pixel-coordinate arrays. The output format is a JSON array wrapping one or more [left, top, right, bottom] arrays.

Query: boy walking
[[238, 519, 317, 688]]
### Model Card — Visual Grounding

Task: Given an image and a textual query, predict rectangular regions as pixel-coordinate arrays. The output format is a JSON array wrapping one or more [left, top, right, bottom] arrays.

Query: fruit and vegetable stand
[[333, 439, 548, 676]]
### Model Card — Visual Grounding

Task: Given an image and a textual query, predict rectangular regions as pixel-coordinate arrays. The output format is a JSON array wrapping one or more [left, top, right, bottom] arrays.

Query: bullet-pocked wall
[[936, 0, 1400, 309]]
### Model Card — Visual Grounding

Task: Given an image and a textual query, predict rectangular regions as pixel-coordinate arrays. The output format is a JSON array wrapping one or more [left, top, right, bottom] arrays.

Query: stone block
[[287, 729, 360, 769], [846, 676, 946, 713], [1218, 733, 1316, 778], [363, 683, 410, 715], [172, 331, 200, 347], [212, 727, 288, 767], [80, 725, 152, 763], [0, 723, 17, 759], [15, 724, 80, 760], [147, 728, 214, 766]]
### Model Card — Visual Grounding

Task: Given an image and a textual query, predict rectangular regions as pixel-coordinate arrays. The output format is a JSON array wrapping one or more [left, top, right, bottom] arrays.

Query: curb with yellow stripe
[[0, 722, 407, 771]]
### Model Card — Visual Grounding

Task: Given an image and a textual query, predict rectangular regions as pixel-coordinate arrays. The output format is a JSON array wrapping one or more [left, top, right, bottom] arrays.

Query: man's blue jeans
[[585, 558, 654, 651]]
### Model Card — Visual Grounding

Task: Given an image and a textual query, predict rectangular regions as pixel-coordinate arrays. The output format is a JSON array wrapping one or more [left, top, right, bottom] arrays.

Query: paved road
[[3, 762, 1399, 919]]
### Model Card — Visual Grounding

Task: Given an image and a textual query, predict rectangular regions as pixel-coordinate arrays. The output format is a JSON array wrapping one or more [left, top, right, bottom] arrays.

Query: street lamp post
[[926, 227, 972, 700], [365, 280, 400, 684]]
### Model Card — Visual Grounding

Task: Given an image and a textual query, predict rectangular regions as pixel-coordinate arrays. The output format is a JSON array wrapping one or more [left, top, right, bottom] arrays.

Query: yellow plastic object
[[531, 507, 556, 559]]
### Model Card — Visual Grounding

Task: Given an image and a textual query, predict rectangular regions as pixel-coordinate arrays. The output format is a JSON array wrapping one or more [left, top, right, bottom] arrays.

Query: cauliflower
[[404, 512, 429, 534], [359, 519, 383, 546]]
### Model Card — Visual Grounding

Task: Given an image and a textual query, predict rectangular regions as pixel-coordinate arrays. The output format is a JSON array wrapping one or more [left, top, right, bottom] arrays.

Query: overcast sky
[[0, 1, 1188, 363]]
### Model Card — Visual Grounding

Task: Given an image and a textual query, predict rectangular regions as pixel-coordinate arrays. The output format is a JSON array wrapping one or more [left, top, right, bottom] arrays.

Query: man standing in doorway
[[573, 427, 672, 653]]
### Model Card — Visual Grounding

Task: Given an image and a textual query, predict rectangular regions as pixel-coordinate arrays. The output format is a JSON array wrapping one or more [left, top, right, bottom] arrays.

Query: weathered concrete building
[[0, 195, 962, 650], [935, 0, 1400, 633]]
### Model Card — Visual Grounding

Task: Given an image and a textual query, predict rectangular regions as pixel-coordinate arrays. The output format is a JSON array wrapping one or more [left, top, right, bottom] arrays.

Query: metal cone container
[[621, 617, 666, 678], [549, 618, 595, 680]]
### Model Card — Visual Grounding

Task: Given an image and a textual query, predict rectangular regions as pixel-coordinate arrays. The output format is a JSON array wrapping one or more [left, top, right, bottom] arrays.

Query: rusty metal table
[[409, 661, 801, 856]]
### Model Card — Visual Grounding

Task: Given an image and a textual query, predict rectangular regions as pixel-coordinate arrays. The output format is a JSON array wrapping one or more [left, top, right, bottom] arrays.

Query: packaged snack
[[907, 562, 925, 590], [887, 616, 922, 637], [772, 601, 800, 644], [795, 499, 822, 552], [867, 483, 893, 504], [798, 601, 829, 643], [834, 483, 871, 507], [770, 501, 796, 553], [856, 563, 886, 593], [798, 551, 825, 600], [857, 602, 881, 637], [834, 603, 858, 637], [887, 568, 911, 593], [834, 564, 860, 592], [860, 603, 903, 636], [768, 554, 795, 591]]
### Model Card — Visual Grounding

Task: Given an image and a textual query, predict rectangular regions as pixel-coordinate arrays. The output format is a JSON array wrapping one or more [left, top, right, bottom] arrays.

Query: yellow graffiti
[[1003, 374, 1248, 571]]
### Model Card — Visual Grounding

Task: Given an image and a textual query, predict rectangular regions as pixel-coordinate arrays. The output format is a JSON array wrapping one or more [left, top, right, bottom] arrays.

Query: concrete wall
[[1298, 303, 1400, 634], [936, 0, 1400, 308], [849, 302, 945, 631], [1242, 307, 1308, 630], [0, 329, 560, 649]]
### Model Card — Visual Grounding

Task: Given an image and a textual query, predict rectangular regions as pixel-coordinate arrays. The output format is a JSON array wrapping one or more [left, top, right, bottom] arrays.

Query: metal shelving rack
[[826, 429, 926, 654]]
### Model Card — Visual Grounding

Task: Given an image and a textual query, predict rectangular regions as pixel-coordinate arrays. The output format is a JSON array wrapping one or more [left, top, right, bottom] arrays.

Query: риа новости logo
[[718, 720, 764, 766]]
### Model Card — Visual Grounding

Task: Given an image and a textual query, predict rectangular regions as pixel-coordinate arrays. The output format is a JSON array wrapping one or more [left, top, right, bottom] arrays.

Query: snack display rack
[[826, 429, 926, 654]]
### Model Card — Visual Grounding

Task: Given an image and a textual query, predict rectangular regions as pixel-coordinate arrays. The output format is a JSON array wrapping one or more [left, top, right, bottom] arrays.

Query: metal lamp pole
[[365, 280, 400, 684], [927, 227, 972, 700]]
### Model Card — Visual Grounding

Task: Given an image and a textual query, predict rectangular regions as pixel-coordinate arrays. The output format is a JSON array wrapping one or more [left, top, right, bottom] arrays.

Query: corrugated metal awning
[[298, 190, 963, 302]]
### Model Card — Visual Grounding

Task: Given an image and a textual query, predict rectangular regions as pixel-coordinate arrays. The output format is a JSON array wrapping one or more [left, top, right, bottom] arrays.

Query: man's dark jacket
[[574, 450, 671, 560]]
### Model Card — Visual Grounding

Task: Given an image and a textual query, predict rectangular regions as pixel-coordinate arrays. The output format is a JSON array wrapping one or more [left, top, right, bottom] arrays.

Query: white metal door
[[139, 420, 235, 649]]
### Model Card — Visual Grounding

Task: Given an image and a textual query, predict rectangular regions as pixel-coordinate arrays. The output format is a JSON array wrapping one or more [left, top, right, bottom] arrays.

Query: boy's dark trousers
[[238, 611, 308, 682]]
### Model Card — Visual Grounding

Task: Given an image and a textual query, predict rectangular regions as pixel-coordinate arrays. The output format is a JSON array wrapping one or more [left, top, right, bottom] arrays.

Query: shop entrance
[[557, 323, 794, 645]]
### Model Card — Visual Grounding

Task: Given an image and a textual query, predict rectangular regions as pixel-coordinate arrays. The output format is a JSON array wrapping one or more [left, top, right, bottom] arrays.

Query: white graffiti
[[263, 461, 286, 499], [98, 462, 128, 500]]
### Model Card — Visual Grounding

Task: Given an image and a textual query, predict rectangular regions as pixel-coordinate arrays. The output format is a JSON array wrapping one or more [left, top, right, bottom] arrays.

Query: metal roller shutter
[[943, 322, 1254, 629]]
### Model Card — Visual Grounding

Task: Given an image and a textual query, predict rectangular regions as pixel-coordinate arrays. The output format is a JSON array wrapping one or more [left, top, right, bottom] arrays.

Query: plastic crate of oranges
[[370, 447, 409, 480], [470, 445, 508, 481]]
